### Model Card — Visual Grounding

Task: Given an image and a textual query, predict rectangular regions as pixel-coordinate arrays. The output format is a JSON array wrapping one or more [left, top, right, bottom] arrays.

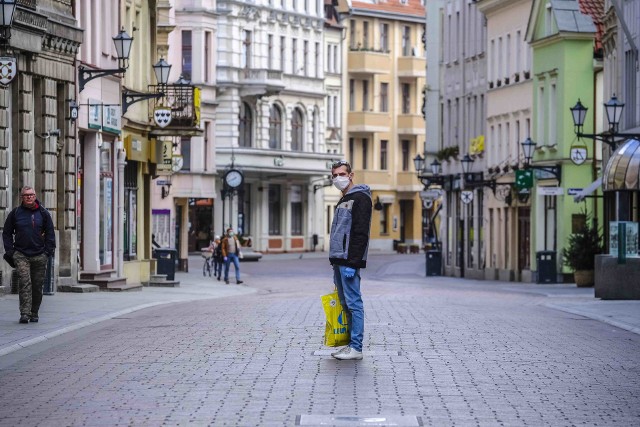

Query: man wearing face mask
[[328, 160, 372, 360], [221, 228, 243, 285]]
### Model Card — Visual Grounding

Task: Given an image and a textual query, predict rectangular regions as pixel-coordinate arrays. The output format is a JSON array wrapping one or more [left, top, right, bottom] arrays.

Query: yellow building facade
[[346, 1, 426, 251]]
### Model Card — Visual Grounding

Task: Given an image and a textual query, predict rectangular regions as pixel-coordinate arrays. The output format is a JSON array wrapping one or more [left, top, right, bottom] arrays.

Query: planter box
[[595, 255, 640, 299]]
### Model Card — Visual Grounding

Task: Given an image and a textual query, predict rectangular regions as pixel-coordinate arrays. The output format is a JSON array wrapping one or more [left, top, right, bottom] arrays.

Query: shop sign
[[537, 186, 563, 196], [0, 57, 17, 85], [102, 105, 121, 134], [88, 99, 101, 130]]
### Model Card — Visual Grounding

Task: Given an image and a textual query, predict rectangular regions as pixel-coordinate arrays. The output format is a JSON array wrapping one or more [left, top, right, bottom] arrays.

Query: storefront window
[[290, 185, 302, 235], [124, 161, 138, 261], [269, 184, 281, 235], [99, 141, 114, 267]]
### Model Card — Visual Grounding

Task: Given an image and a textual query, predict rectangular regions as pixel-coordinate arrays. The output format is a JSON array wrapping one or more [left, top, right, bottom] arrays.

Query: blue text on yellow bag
[[321, 290, 350, 347]]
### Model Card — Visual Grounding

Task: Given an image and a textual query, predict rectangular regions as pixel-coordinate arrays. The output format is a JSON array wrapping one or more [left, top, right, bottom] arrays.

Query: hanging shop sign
[[461, 190, 474, 204], [154, 106, 172, 128], [515, 169, 534, 190], [570, 141, 588, 166], [0, 57, 17, 85]]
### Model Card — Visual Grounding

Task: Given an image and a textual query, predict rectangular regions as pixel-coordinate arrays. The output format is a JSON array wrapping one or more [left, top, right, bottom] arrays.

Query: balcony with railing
[[348, 49, 391, 75], [239, 68, 285, 97], [149, 83, 202, 136], [397, 56, 426, 78]]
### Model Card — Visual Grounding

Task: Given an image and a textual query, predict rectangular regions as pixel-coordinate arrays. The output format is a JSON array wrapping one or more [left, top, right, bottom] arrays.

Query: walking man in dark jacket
[[3, 186, 56, 324], [328, 160, 372, 360]]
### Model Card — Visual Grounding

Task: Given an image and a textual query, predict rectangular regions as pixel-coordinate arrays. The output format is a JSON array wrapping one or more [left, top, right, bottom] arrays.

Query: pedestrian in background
[[328, 160, 372, 360], [212, 235, 223, 281], [2, 186, 56, 324], [221, 228, 243, 285]]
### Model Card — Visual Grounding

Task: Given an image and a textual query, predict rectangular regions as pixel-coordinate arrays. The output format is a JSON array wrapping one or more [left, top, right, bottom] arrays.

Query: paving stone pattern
[[0, 255, 639, 426]]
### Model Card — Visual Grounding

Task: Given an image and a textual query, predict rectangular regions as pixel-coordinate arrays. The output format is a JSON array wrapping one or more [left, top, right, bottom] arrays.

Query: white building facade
[[215, 0, 337, 252]]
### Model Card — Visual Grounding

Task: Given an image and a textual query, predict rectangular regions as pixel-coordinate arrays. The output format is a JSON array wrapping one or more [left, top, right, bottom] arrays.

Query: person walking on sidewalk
[[2, 186, 56, 324], [221, 228, 243, 285], [328, 160, 372, 360], [212, 235, 223, 281]]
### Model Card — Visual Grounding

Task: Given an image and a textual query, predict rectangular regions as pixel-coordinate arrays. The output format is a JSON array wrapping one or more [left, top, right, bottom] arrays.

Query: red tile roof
[[578, 0, 604, 53], [352, 0, 425, 18]]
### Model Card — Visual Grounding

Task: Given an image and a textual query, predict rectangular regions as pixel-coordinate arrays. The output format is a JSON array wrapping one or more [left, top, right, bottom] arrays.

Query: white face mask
[[333, 176, 351, 191]]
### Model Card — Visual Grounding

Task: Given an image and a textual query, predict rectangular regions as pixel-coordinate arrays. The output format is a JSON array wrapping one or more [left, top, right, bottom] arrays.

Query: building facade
[[439, 0, 487, 279], [347, 0, 427, 252], [214, 0, 336, 253], [476, 0, 534, 282], [0, 0, 82, 293]]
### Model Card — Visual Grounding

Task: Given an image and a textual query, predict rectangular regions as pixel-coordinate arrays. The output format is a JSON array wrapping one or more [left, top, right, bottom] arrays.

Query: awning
[[603, 139, 640, 191], [573, 177, 602, 202]]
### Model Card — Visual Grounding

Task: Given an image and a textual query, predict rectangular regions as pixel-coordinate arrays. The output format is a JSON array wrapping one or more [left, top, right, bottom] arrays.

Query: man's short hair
[[331, 160, 352, 173], [20, 186, 34, 195]]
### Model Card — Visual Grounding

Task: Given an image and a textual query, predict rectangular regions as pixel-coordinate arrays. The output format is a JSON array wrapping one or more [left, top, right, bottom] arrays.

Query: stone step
[[78, 276, 128, 289], [150, 274, 167, 281], [145, 280, 180, 288], [79, 270, 117, 281], [57, 284, 100, 293], [105, 282, 143, 292]]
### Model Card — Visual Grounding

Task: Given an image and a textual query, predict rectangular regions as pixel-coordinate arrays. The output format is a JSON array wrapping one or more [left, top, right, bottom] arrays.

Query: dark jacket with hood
[[329, 184, 372, 269], [3, 198, 56, 258]]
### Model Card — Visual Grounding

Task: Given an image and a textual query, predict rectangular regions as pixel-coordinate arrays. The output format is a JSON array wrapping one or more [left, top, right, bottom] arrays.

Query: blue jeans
[[224, 254, 241, 281], [333, 265, 364, 352], [213, 258, 223, 278]]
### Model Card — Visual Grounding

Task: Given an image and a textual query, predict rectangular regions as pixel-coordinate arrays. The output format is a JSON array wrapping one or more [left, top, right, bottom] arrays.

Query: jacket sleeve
[[2, 209, 15, 255], [347, 193, 372, 267], [221, 238, 228, 257], [43, 209, 56, 257]]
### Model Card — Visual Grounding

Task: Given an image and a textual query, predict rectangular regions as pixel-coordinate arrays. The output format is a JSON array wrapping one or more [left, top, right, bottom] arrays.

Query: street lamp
[[122, 58, 172, 114], [570, 94, 640, 149], [458, 154, 503, 193], [153, 57, 172, 86], [0, 0, 16, 41], [519, 137, 562, 183], [414, 153, 445, 188], [79, 28, 134, 92]]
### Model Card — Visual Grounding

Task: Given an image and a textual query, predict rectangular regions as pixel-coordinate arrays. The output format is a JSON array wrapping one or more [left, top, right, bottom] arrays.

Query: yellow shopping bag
[[321, 290, 350, 347]]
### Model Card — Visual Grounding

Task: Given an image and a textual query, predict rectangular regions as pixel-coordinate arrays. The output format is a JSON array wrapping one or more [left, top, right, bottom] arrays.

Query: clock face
[[171, 156, 184, 172], [225, 169, 244, 188]]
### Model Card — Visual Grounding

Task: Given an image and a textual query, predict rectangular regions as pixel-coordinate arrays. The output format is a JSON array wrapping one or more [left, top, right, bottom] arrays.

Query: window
[[402, 26, 411, 56], [181, 137, 191, 170], [204, 31, 211, 82], [280, 36, 286, 71], [292, 38, 298, 74], [380, 82, 389, 112], [380, 140, 388, 170], [242, 30, 252, 69], [362, 80, 369, 111], [549, 82, 557, 145], [239, 102, 252, 147], [315, 42, 320, 78], [402, 83, 411, 114], [349, 138, 354, 163], [401, 139, 410, 171], [363, 21, 369, 49], [291, 108, 304, 151], [362, 138, 368, 169], [349, 79, 355, 111], [204, 121, 210, 171], [312, 107, 319, 151], [350, 20, 356, 49], [380, 23, 389, 52], [268, 35, 274, 69], [291, 185, 303, 235], [123, 161, 138, 261], [269, 104, 282, 149], [182, 30, 192, 79], [303, 41, 309, 76], [380, 204, 390, 234], [268, 185, 281, 235]]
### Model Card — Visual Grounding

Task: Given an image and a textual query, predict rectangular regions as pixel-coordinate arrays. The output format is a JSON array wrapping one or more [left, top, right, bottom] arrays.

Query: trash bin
[[426, 250, 442, 276], [43, 255, 55, 295], [536, 250, 557, 284], [154, 248, 177, 280]]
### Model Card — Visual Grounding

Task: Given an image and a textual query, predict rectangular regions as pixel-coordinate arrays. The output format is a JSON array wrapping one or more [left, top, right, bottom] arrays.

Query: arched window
[[239, 102, 252, 147], [269, 104, 282, 149], [291, 108, 304, 151]]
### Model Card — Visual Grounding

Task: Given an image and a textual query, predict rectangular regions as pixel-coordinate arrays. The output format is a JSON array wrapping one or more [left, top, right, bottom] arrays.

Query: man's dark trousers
[[14, 252, 48, 317]]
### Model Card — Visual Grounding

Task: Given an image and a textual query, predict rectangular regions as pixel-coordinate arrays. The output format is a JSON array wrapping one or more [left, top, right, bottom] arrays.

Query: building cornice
[[475, 0, 523, 15], [350, 8, 425, 24], [530, 31, 596, 49]]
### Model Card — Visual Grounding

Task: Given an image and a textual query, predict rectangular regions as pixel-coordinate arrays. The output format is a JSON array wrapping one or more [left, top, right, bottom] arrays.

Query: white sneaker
[[332, 346, 363, 360], [330, 346, 349, 357]]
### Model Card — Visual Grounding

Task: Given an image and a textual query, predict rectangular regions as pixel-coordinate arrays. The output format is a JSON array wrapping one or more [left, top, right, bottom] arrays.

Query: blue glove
[[344, 267, 356, 278], [223, 256, 228, 262]]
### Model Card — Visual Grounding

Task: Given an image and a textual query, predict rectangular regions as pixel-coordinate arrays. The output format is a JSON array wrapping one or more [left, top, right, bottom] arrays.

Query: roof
[[351, 0, 425, 18], [577, 0, 604, 52], [550, 0, 596, 33], [603, 139, 640, 191]]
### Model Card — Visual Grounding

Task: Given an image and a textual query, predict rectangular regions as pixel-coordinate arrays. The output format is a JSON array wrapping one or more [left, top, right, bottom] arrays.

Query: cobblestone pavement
[[0, 254, 638, 426]]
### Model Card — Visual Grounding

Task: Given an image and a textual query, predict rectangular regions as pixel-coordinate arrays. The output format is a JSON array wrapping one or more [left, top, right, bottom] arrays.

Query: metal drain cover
[[297, 415, 421, 426]]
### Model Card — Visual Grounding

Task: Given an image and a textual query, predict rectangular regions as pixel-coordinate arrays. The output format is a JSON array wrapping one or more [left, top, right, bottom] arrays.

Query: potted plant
[[562, 216, 603, 287]]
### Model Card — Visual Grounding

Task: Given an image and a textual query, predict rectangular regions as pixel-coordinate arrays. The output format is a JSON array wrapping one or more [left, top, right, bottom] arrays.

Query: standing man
[[3, 186, 56, 324], [328, 160, 372, 360], [221, 228, 243, 285]]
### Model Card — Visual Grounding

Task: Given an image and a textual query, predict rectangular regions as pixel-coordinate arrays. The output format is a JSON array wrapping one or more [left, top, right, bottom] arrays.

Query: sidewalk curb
[[545, 302, 640, 336]]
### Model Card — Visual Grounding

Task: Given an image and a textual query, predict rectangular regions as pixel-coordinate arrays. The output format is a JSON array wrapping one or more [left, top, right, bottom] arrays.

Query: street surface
[[0, 253, 639, 426]]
